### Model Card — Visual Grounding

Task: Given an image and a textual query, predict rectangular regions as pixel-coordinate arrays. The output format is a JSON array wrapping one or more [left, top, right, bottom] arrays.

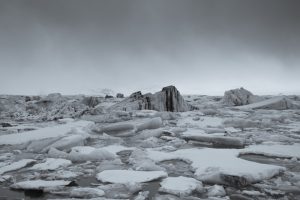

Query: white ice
[[96, 170, 167, 184], [159, 176, 203, 196], [206, 185, 226, 197], [11, 180, 71, 190], [0, 159, 36, 175], [240, 143, 300, 159], [146, 148, 285, 184], [70, 187, 105, 198], [68, 145, 133, 162], [30, 158, 71, 170]]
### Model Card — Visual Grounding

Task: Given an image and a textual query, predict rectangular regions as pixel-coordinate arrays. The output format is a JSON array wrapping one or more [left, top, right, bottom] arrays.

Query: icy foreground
[[0, 89, 300, 199]]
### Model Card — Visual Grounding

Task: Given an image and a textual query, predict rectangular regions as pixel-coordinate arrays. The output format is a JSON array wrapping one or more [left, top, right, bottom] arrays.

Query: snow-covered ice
[[96, 170, 168, 184], [0, 159, 36, 175], [240, 143, 300, 159], [30, 158, 72, 170], [146, 148, 285, 184], [206, 185, 226, 197], [70, 187, 105, 198], [11, 180, 72, 190], [159, 176, 203, 196], [1, 90, 300, 199]]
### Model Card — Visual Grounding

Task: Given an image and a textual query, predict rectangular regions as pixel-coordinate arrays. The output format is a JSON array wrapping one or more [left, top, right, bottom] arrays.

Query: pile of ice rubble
[[0, 87, 300, 200]]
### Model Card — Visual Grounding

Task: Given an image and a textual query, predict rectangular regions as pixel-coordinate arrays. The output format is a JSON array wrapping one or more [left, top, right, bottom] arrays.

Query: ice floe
[[96, 170, 167, 184], [146, 148, 285, 185], [237, 96, 300, 110], [240, 143, 300, 159], [70, 187, 105, 198], [11, 180, 72, 190], [68, 145, 133, 162], [30, 158, 71, 170], [181, 128, 245, 148], [159, 176, 203, 196], [0, 159, 35, 175]]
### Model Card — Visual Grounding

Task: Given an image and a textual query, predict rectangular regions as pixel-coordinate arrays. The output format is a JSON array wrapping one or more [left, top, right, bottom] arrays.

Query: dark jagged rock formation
[[109, 86, 196, 112], [82, 96, 101, 108], [105, 95, 114, 99], [116, 93, 124, 98]]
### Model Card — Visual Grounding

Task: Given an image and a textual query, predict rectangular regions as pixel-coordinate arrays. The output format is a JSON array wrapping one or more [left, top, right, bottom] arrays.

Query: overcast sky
[[0, 0, 299, 96]]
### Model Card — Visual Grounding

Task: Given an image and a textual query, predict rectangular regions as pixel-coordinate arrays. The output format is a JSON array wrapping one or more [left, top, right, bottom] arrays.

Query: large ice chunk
[[223, 87, 261, 106], [237, 96, 299, 110], [240, 144, 300, 159], [68, 146, 115, 162], [181, 129, 244, 148], [147, 148, 285, 186]]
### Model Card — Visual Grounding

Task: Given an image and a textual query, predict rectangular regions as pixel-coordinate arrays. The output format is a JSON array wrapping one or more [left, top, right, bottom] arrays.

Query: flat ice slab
[[30, 158, 72, 170], [70, 187, 105, 198], [147, 148, 285, 184], [0, 120, 93, 145], [96, 170, 167, 184], [159, 176, 203, 196], [0, 159, 36, 175], [181, 129, 244, 148], [68, 145, 134, 162], [11, 180, 71, 190], [240, 144, 300, 159]]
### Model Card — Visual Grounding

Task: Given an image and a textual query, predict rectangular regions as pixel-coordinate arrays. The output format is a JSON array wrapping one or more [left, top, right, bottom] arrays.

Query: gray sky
[[0, 0, 299, 95]]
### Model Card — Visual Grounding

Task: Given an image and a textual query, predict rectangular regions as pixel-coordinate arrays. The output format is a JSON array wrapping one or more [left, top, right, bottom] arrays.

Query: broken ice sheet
[[0, 159, 36, 175], [11, 180, 72, 191], [146, 148, 285, 185], [240, 143, 300, 159]]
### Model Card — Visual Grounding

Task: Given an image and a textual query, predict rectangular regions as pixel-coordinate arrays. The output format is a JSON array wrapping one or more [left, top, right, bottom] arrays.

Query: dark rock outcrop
[[116, 93, 124, 98], [82, 96, 101, 108], [105, 95, 114, 99], [109, 86, 196, 112]]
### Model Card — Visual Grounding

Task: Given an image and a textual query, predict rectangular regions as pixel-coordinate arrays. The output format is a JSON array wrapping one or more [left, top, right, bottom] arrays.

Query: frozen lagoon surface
[[1, 93, 300, 199]]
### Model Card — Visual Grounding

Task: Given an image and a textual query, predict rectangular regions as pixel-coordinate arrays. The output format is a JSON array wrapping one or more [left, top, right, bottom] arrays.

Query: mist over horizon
[[0, 0, 299, 96]]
